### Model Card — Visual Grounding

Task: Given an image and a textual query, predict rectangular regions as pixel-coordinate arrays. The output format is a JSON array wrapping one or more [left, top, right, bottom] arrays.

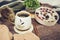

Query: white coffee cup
[[15, 11, 31, 30]]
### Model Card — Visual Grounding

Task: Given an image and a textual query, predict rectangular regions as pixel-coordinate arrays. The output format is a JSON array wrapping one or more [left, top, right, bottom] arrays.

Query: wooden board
[[0, 17, 60, 40]]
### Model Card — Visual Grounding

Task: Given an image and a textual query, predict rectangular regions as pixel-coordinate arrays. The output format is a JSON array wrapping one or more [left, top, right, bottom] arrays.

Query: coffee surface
[[17, 13, 29, 17]]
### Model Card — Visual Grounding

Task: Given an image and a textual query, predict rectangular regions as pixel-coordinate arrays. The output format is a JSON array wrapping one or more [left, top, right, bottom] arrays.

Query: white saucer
[[14, 25, 33, 34]]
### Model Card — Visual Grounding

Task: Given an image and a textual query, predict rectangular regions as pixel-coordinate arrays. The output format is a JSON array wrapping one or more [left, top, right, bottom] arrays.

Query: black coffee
[[17, 13, 29, 17]]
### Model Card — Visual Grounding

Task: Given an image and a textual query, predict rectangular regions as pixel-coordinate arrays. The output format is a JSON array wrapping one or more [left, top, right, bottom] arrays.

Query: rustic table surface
[[0, 1, 60, 40], [0, 18, 60, 40]]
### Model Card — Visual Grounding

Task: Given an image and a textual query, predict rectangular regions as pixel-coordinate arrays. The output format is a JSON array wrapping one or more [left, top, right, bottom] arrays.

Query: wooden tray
[[0, 17, 60, 40]]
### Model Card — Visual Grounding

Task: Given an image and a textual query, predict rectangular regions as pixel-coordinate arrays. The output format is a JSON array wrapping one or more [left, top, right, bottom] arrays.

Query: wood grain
[[0, 18, 60, 40]]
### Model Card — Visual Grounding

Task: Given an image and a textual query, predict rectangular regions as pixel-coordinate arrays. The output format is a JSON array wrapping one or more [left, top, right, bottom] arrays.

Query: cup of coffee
[[15, 11, 32, 31]]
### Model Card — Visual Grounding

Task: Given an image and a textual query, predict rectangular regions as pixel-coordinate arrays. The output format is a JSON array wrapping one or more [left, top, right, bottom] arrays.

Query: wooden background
[[0, 18, 60, 40]]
